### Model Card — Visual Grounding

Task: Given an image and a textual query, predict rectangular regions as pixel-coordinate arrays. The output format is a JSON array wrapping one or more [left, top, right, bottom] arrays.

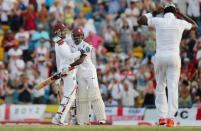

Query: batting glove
[[61, 67, 69, 76], [55, 79, 61, 85]]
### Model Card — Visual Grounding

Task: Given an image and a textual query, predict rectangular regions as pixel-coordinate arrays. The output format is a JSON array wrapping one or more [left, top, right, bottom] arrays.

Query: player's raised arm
[[137, 5, 164, 25], [175, 9, 198, 30]]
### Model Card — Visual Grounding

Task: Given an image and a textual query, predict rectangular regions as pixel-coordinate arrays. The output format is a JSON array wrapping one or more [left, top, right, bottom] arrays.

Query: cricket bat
[[35, 72, 62, 90], [35, 67, 75, 90]]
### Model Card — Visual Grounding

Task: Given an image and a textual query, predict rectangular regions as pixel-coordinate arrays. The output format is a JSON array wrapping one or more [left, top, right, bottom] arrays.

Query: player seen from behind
[[137, 3, 198, 127]]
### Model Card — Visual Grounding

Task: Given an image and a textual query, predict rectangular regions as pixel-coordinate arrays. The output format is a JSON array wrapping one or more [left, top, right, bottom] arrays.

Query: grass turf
[[0, 125, 201, 131]]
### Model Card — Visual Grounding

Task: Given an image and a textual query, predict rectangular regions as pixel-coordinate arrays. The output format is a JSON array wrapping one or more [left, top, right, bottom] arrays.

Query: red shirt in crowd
[[23, 9, 37, 30]]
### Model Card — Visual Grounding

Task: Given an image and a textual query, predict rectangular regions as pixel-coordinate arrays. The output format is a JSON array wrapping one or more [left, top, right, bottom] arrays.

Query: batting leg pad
[[60, 90, 76, 123], [76, 100, 90, 125], [91, 98, 106, 121]]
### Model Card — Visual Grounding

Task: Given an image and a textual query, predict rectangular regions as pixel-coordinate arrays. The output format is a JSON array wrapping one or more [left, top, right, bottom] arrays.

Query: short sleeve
[[144, 13, 157, 27], [181, 20, 192, 30]]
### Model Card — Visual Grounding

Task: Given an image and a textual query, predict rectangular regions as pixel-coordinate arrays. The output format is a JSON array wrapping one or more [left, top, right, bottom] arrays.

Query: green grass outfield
[[0, 125, 201, 131]]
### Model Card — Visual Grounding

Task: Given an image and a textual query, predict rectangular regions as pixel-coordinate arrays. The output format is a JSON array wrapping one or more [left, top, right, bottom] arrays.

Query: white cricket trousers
[[153, 54, 181, 119]]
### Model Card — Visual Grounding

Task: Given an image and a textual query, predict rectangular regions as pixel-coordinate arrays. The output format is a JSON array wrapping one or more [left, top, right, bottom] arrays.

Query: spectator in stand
[[179, 80, 192, 108], [108, 75, 123, 103], [34, 38, 50, 79], [143, 81, 155, 107], [83, 19, 96, 38], [136, 64, 150, 92], [102, 25, 117, 52], [32, 70, 45, 104], [48, 0, 63, 22], [121, 57, 135, 84], [144, 27, 156, 58], [4, 82, 15, 104], [100, 14, 114, 34], [2, 30, 16, 51], [25, 61, 35, 84], [17, 73, 33, 104], [99, 80, 109, 102], [108, 0, 120, 14], [85, 31, 103, 51], [105, 94, 118, 107], [15, 27, 30, 51], [8, 42, 25, 80], [103, 66, 119, 85], [187, 0, 200, 21], [181, 57, 196, 81], [124, 0, 140, 29], [119, 0, 127, 13], [9, 3, 24, 32], [177, 0, 187, 15], [119, 17, 133, 54], [187, 30, 197, 60], [120, 80, 139, 107], [38, 4, 49, 28], [62, 5, 74, 27], [0, 0, 15, 25], [23, 4, 37, 31], [141, 0, 155, 14], [81, 1, 92, 18], [95, 1, 107, 19], [30, 24, 50, 50]]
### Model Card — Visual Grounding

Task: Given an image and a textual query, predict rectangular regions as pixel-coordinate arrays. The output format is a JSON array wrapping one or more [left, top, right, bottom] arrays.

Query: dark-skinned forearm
[[70, 54, 87, 67]]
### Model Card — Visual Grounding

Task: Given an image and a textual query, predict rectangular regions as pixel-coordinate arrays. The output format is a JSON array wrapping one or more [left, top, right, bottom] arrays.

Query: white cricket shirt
[[76, 41, 96, 76], [145, 13, 192, 56]]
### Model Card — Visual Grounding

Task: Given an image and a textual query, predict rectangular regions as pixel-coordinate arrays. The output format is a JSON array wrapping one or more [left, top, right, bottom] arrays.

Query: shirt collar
[[164, 13, 175, 19]]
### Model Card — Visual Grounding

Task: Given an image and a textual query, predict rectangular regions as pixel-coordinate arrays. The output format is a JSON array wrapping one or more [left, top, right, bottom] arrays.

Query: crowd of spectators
[[0, 0, 201, 108]]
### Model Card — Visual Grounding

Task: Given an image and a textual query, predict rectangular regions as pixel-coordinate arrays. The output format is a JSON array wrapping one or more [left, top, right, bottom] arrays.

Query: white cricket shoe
[[52, 115, 68, 126]]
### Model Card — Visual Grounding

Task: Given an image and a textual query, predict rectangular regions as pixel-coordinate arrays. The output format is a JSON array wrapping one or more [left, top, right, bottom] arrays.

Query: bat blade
[[35, 77, 54, 90], [35, 72, 61, 90]]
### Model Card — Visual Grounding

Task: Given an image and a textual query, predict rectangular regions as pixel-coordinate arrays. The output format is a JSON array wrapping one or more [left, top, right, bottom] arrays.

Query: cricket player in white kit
[[70, 27, 106, 125], [138, 4, 197, 127], [51, 23, 85, 125]]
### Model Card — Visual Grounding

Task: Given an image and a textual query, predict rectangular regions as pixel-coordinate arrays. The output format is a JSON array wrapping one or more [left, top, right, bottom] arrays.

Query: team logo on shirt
[[86, 47, 90, 52]]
